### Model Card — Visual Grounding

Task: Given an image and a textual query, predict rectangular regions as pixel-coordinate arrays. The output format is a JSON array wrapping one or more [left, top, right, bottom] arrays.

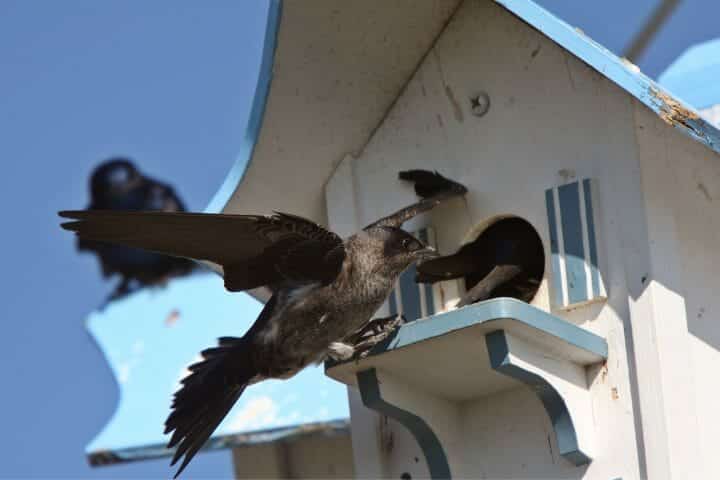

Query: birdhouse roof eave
[[208, 0, 720, 222]]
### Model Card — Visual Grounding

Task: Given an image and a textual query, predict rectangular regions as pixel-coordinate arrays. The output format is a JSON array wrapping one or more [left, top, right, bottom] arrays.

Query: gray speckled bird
[[59, 169, 466, 477]]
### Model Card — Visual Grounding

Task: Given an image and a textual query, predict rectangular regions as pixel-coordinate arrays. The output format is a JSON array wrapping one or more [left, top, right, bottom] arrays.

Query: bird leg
[[355, 313, 405, 339], [457, 264, 524, 307], [327, 314, 405, 361], [350, 313, 405, 359], [326, 342, 356, 362]]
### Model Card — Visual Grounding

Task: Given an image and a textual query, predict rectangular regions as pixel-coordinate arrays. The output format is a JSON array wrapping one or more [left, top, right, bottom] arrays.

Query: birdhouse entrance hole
[[462, 216, 545, 304]]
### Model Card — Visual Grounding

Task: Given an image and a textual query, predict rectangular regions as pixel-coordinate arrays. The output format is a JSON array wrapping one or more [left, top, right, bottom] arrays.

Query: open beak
[[415, 245, 440, 261]]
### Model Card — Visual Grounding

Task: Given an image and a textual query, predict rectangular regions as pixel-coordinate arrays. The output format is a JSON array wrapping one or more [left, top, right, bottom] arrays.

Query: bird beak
[[415, 246, 439, 260]]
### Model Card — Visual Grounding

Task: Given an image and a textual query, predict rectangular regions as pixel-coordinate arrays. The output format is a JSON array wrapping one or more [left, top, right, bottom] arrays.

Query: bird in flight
[[59, 169, 466, 477], [74, 158, 196, 303]]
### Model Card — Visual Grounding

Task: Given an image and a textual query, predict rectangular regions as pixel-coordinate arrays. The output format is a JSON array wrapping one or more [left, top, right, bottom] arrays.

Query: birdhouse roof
[[207, 0, 720, 224], [659, 38, 720, 110]]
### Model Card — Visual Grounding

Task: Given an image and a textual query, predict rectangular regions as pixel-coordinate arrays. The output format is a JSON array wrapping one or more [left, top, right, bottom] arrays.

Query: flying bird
[[76, 158, 196, 302], [59, 169, 466, 477], [416, 217, 544, 306]]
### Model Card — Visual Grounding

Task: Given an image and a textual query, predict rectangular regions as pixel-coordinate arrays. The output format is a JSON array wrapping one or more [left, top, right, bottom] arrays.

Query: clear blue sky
[[0, 1, 267, 477], [1, 1, 719, 478]]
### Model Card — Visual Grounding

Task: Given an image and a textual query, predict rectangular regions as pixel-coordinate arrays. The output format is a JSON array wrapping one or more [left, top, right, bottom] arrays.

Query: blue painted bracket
[[326, 298, 607, 478], [357, 369, 452, 479], [486, 330, 590, 465]]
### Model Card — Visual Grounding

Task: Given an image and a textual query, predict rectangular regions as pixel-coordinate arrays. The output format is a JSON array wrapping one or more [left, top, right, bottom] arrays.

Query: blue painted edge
[[495, 0, 720, 154], [346, 298, 607, 363], [388, 287, 398, 316], [545, 188, 564, 307], [357, 369, 452, 479], [400, 264, 422, 322], [486, 330, 591, 466], [86, 419, 350, 466], [582, 179, 601, 298], [204, 0, 283, 213], [558, 182, 587, 305]]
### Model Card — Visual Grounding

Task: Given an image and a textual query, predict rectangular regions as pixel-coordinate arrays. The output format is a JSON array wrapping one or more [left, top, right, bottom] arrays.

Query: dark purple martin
[[76, 158, 195, 303], [416, 217, 544, 306], [59, 169, 466, 477]]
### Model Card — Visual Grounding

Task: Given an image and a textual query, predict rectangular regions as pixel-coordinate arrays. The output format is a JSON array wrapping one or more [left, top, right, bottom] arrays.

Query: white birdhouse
[[93, 1, 720, 479], [219, 1, 720, 479]]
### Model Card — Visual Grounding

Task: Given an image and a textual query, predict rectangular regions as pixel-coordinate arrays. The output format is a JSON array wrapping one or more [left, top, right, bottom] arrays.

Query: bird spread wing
[[366, 170, 467, 229], [59, 210, 345, 291]]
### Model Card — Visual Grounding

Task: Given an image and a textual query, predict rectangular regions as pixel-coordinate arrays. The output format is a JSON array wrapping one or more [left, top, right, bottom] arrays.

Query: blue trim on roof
[[495, 0, 720, 154], [87, 420, 350, 466], [206, 0, 720, 218], [357, 369, 452, 479], [486, 330, 591, 466], [205, 0, 283, 213]]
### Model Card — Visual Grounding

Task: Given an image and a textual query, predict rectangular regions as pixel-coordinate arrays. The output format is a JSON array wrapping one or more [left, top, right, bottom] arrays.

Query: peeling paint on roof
[[649, 88, 700, 130], [495, 0, 720, 156]]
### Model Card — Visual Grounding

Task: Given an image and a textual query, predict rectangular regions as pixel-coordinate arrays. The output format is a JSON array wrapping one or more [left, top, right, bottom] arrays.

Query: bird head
[[365, 226, 438, 275], [90, 157, 142, 202]]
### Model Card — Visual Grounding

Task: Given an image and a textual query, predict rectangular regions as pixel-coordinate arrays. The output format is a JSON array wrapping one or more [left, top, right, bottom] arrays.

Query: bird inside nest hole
[[417, 217, 545, 306]]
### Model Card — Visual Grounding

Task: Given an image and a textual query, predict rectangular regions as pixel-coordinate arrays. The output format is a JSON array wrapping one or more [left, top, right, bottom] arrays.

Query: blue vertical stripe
[[423, 277, 435, 316], [558, 182, 587, 304], [545, 189, 564, 306], [388, 286, 398, 316], [582, 179, 601, 297], [400, 265, 422, 322]]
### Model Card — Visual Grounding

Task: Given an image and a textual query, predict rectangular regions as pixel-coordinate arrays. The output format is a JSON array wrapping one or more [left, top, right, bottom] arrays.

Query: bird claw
[[348, 314, 405, 360], [327, 342, 356, 362]]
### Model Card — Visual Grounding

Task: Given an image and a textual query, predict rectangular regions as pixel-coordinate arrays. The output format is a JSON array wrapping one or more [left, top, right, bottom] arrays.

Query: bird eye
[[401, 238, 411, 249]]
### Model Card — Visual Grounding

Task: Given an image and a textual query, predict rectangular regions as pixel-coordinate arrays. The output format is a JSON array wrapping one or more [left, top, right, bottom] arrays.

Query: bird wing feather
[[59, 210, 345, 291]]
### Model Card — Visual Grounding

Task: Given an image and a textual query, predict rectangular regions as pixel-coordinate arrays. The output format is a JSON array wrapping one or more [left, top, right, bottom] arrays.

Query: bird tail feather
[[165, 336, 256, 478]]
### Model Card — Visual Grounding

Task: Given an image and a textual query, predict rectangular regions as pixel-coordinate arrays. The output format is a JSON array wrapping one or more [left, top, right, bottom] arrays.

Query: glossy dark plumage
[[416, 217, 544, 306], [76, 158, 196, 302], [59, 169, 466, 477]]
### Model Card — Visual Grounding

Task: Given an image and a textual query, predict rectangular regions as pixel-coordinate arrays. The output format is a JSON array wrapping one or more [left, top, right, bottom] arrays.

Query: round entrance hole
[[416, 216, 545, 305], [462, 217, 544, 304]]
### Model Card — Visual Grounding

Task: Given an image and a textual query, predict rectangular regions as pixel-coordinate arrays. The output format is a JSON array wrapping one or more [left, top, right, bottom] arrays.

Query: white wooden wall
[[232, 434, 354, 478], [322, 0, 720, 478], [630, 102, 720, 479]]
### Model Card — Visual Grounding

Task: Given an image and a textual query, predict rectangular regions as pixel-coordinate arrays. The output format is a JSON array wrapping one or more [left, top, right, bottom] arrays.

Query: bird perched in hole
[[59, 169, 466, 477], [76, 158, 196, 303], [416, 217, 544, 306]]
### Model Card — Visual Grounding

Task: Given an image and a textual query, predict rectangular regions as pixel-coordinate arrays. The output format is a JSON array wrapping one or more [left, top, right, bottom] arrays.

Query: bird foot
[[327, 342, 357, 362], [349, 313, 405, 360], [327, 314, 405, 362]]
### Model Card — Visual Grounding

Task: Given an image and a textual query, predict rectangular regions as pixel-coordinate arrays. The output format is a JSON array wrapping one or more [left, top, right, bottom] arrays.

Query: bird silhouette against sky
[[76, 158, 196, 304]]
